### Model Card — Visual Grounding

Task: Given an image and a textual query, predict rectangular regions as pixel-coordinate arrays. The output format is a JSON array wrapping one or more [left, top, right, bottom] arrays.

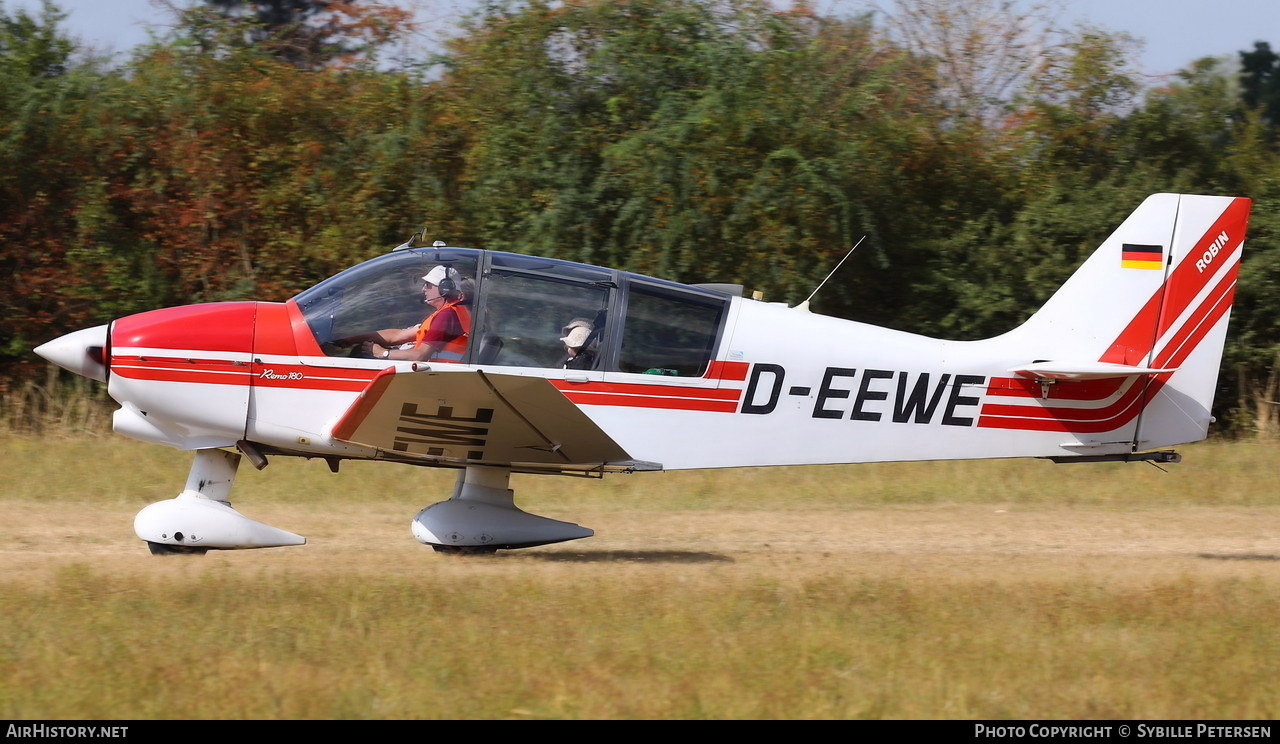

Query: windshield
[[293, 248, 481, 355]]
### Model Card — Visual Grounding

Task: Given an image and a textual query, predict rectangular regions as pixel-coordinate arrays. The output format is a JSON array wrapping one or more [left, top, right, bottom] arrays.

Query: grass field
[[1, 435, 1278, 719]]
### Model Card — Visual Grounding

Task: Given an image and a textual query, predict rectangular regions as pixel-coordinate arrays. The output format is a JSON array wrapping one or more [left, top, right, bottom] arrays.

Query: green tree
[[1239, 41, 1280, 129], [201, 0, 412, 68]]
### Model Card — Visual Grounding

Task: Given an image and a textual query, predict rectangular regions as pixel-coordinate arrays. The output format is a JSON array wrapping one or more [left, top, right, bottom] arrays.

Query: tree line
[[2, 0, 1278, 434]]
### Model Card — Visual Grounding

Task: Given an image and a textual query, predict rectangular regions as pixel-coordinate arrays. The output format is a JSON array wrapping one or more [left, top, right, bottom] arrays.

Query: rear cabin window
[[478, 271, 610, 369], [618, 285, 725, 377]]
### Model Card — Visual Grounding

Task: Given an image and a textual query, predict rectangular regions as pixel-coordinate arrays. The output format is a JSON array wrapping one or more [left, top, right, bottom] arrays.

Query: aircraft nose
[[34, 325, 110, 382]]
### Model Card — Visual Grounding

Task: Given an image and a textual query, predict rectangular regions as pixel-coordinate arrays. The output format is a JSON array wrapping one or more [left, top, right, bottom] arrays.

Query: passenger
[[342, 265, 471, 362], [558, 318, 596, 370]]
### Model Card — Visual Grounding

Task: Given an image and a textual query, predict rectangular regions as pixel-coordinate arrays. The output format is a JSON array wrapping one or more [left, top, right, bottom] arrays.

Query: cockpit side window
[[479, 271, 610, 369], [618, 285, 726, 377]]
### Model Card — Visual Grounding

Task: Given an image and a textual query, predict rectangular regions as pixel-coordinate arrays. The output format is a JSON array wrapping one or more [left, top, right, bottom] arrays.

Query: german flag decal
[[1121, 243, 1164, 269]]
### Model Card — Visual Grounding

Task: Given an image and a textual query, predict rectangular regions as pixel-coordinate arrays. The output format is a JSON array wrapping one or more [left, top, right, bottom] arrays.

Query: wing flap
[[331, 368, 632, 467]]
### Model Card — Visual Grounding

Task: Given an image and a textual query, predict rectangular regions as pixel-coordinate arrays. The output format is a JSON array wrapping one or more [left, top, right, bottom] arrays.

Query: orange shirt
[[413, 301, 471, 360]]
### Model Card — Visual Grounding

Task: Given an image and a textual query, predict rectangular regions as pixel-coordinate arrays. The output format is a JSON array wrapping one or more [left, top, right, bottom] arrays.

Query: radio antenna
[[796, 235, 866, 312]]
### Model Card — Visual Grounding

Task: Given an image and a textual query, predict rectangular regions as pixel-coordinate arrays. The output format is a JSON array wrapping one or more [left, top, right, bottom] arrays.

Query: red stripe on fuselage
[[985, 376, 1126, 401], [559, 391, 739, 413], [550, 379, 743, 401], [113, 355, 378, 392], [977, 378, 1146, 431], [706, 360, 750, 381], [111, 356, 253, 386], [550, 373, 746, 412]]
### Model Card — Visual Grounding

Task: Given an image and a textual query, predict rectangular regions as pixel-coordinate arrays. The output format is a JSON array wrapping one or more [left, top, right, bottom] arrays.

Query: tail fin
[[993, 193, 1251, 448]]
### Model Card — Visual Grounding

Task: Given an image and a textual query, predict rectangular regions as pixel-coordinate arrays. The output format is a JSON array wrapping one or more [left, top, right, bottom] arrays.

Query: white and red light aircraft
[[35, 193, 1251, 554]]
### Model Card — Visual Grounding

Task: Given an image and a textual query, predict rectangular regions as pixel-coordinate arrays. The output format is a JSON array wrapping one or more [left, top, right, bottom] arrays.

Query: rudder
[[1132, 194, 1251, 447]]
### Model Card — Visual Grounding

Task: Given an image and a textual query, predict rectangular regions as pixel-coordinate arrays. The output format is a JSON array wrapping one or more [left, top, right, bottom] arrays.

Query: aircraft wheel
[[431, 544, 498, 556], [146, 541, 209, 556]]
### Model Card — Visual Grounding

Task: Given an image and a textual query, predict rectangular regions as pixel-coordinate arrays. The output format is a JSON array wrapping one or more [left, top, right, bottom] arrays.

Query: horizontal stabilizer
[[330, 368, 632, 468], [1009, 361, 1178, 381]]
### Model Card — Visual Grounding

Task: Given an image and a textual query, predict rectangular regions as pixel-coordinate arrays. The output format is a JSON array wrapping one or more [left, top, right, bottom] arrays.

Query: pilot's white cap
[[560, 318, 592, 349], [422, 265, 460, 287]]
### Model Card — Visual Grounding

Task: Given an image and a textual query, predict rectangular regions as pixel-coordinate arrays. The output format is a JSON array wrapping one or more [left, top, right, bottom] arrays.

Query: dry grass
[[1, 435, 1278, 719], [0, 377, 114, 437]]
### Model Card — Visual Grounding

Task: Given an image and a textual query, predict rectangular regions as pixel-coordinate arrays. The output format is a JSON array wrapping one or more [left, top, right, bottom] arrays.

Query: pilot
[[350, 265, 471, 362], [558, 318, 596, 370]]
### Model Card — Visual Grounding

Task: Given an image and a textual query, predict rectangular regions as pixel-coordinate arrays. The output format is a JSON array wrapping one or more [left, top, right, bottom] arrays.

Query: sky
[[5, 0, 1278, 78]]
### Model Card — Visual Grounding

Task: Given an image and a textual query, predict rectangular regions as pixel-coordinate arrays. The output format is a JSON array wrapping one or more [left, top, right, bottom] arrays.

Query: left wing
[[330, 367, 638, 471]]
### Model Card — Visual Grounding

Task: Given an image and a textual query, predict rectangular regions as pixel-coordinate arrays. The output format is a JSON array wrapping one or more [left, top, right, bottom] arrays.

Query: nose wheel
[[135, 449, 306, 555]]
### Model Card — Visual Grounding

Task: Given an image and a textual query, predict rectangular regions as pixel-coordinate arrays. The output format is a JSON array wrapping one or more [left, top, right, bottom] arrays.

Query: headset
[[437, 270, 457, 296]]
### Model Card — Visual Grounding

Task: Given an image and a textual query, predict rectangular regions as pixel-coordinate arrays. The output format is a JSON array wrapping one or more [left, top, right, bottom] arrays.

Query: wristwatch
[[381, 349, 390, 359]]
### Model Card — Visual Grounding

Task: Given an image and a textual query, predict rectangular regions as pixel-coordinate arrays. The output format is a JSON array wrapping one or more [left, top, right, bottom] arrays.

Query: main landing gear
[[412, 465, 593, 552]]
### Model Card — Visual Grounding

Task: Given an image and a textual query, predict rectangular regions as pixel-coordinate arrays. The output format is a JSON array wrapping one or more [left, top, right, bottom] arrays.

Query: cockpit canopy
[[292, 247, 733, 376]]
